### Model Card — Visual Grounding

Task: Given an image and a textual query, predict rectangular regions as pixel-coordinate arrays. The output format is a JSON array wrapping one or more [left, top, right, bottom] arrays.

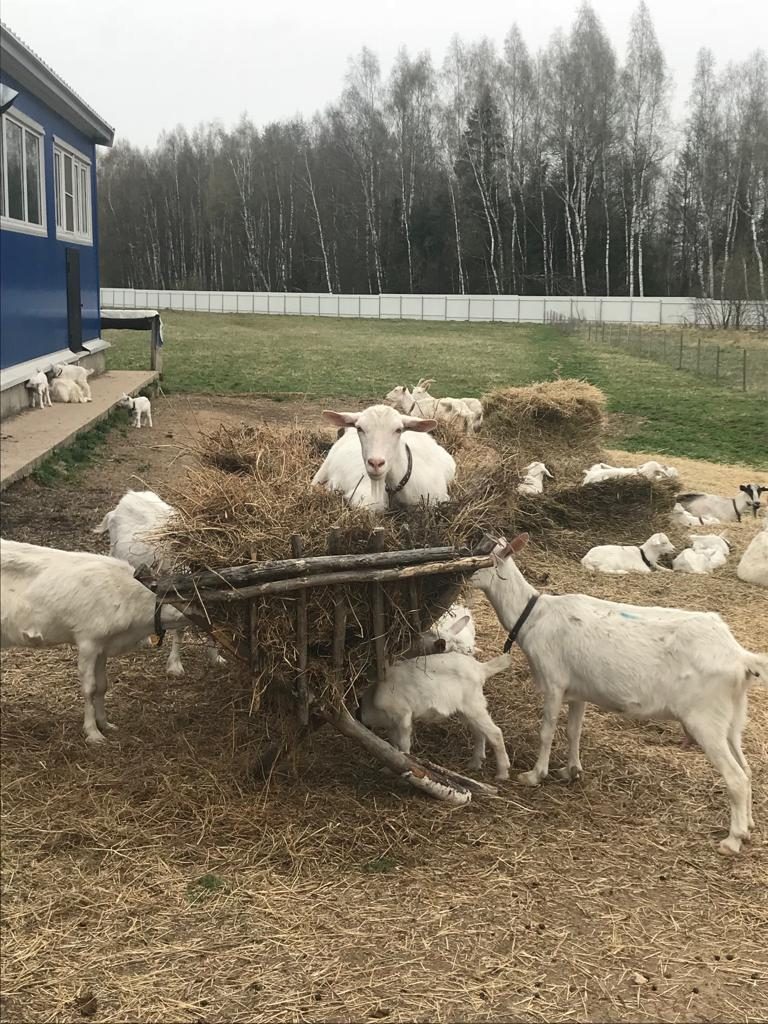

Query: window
[[53, 139, 92, 243], [0, 112, 46, 235]]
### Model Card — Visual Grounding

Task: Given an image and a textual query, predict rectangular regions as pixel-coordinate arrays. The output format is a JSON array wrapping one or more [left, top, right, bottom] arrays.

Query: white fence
[[100, 289, 730, 326]]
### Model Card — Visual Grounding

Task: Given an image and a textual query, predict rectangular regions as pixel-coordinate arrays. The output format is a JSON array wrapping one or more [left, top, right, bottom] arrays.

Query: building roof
[[0, 21, 114, 146]]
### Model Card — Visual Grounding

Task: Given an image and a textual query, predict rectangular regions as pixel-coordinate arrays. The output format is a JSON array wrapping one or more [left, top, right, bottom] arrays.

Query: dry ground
[[1, 394, 766, 1024]]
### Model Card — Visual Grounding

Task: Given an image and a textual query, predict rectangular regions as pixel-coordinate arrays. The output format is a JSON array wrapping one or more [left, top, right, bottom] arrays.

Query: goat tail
[[93, 511, 112, 535], [743, 651, 768, 687], [481, 653, 514, 680], [85, 368, 95, 377]]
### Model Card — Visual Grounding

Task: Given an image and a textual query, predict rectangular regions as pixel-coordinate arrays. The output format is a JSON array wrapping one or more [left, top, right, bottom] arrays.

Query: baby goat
[[471, 534, 768, 854], [737, 519, 768, 588], [0, 539, 191, 743], [582, 460, 678, 485], [25, 370, 52, 409], [518, 461, 554, 496], [46, 363, 94, 402], [118, 393, 153, 428], [670, 502, 720, 527], [51, 378, 88, 403], [581, 532, 674, 574], [672, 534, 730, 574], [358, 651, 512, 779]]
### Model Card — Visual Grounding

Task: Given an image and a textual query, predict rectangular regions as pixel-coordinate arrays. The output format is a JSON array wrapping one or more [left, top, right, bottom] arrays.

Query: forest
[[97, 2, 768, 300]]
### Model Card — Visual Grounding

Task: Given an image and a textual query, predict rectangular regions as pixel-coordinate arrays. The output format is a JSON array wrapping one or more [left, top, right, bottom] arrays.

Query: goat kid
[[46, 363, 93, 402], [358, 651, 512, 779], [581, 532, 675, 575], [670, 502, 720, 527], [471, 533, 768, 854], [737, 519, 768, 588], [582, 460, 678, 486], [0, 539, 191, 743], [518, 461, 554, 496], [51, 378, 88, 403], [118, 393, 153, 428], [25, 370, 52, 409]]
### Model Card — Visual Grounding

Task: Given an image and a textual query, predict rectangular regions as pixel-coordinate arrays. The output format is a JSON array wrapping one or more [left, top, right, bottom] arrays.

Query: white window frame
[[0, 109, 47, 238], [53, 135, 93, 246]]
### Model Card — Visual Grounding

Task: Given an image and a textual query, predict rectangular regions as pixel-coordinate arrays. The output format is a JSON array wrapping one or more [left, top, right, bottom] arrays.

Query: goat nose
[[367, 457, 385, 470]]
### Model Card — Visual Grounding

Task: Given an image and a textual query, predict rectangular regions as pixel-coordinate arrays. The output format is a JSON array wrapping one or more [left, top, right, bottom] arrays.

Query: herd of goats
[[2, 375, 767, 856]]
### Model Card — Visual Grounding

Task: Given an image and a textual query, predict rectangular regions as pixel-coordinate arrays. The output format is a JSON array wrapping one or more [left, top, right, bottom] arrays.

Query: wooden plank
[[291, 534, 309, 727], [160, 554, 493, 605], [328, 528, 347, 679], [369, 527, 387, 683]]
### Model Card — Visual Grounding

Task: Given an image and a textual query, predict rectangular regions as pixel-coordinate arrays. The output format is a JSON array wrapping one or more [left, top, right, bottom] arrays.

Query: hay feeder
[[138, 529, 499, 807]]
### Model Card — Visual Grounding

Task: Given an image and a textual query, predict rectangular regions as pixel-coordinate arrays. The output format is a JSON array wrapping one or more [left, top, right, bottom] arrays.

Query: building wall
[[0, 70, 101, 370]]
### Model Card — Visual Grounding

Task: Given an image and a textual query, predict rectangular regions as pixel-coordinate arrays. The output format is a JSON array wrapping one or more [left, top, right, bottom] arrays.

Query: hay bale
[[482, 379, 606, 478]]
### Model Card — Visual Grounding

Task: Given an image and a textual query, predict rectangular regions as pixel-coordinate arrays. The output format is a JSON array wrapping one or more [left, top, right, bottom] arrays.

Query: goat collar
[[732, 499, 742, 522], [386, 443, 413, 496], [639, 547, 655, 570], [153, 598, 166, 647], [503, 594, 540, 653]]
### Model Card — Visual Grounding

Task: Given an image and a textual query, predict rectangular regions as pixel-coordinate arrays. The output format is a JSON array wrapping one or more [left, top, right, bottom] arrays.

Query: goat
[[0, 538, 192, 744], [737, 519, 768, 588], [582, 460, 678, 485], [676, 486, 763, 523], [312, 404, 455, 512], [581, 532, 675, 575], [471, 533, 768, 854], [46, 363, 93, 402], [384, 383, 474, 433], [670, 502, 720, 528], [94, 490, 225, 676], [118, 393, 153, 428], [25, 370, 52, 409], [358, 651, 512, 779], [402, 608, 473, 658], [413, 379, 483, 432], [50, 378, 88, 403], [518, 461, 554, 496]]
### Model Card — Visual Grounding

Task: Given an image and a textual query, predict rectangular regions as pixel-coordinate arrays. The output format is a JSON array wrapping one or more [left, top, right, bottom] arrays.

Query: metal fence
[[583, 322, 767, 393], [100, 288, 766, 327]]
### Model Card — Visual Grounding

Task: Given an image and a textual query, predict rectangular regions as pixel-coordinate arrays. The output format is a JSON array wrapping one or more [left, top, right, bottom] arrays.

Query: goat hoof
[[85, 731, 107, 745], [517, 770, 543, 787], [494, 770, 510, 782], [166, 665, 185, 678], [718, 836, 742, 856], [555, 766, 582, 782], [102, 722, 118, 732]]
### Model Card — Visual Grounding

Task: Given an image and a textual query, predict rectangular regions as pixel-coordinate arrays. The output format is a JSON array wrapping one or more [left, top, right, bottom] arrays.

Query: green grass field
[[105, 312, 768, 468]]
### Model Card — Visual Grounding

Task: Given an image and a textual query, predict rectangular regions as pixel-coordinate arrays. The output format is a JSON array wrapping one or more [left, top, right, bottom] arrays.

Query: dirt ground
[[1, 394, 766, 1024]]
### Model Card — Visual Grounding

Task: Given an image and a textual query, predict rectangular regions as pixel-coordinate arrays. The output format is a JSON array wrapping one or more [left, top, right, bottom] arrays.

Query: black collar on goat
[[386, 443, 413, 497]]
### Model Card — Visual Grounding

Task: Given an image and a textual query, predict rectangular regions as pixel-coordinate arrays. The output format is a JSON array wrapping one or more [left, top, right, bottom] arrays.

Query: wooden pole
[[153, 546, 462, 597], [165, 554, 494, 605], [328, 528, 347, 682], [249, 547, 260, 703], [291, 534, 309, 727], [320, 705, 498, 804], [150, 317, 163, 378], [400, 524, 422, 633], [369, 527, 387, 683]]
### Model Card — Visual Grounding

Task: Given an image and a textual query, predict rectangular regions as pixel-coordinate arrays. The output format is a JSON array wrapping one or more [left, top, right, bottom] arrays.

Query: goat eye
[[356, 426, 364, 434], [396, 427, 403, 434]]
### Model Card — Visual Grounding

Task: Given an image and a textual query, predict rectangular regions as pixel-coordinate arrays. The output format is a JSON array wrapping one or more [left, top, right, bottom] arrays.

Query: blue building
[[0, 22, 114, 418]]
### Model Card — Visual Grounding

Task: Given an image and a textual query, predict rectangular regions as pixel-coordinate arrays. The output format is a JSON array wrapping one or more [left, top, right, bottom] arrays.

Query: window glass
[[24, 131, 41, 224], [5, 119, 24, 220]]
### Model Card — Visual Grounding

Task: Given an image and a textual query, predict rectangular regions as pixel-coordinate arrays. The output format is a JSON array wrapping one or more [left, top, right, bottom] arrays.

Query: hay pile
[[161, 383, 677, 718]]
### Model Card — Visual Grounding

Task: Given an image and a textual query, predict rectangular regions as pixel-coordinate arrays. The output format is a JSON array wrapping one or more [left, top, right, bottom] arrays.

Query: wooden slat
[[328, 528, 347, 678], [369, 527, 387, 683], [291, 534, 309, 727]]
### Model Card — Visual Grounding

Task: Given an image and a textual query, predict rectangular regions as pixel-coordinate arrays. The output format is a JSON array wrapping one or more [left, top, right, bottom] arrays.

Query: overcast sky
[[3, 0, 765, 147]]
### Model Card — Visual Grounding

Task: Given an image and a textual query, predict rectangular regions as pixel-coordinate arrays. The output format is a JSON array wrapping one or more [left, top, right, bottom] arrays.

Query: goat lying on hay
[[145, 385, 677, 802]]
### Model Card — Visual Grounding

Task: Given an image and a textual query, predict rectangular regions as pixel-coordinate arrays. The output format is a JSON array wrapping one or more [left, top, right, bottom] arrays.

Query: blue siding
[[0, 70, 101, 370]]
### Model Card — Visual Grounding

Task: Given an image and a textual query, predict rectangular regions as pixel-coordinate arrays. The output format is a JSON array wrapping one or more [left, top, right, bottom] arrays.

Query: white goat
[[518, 461, 554, 496], [358, 651, 512, 779], [581, 532, 675, 575], [94, 490, 225, 676], [47, 363, 93, 402], [0, 538, 191, 744], [50, 378, 88, 403], [432, 603, 476, 656], [670, 502, 721, 527], [385, 383, 474, 433], [737, 520, 768, 588], [25, 370, 52, 409], [672, 533, 731, 574], [676, 486, 763, 523], [412, 379, 483, 432], [118, 393, 153, 428], [312, 404, 455, 512], [582, 460, 678, 486], [471, 534, 768, 854]]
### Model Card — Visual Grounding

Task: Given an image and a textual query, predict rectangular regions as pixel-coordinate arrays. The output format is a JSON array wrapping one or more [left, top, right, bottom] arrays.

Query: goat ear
[[322, 410, 358, 428], [433, 637, 447, 653], [447, 614, 471, 635], [502, 533, 530, 557], [544, 467, 554, 478], [400, 415, 438, 433], [739, 485, 748, 494]]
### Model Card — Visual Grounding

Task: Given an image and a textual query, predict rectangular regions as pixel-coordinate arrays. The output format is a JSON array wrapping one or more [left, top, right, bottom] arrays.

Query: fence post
[[715, 345, 720, 384], [399, 294, 402, 320], [742, 348, 747, 392], [444, 295, 448, 321], [678, 332, 683, 370]]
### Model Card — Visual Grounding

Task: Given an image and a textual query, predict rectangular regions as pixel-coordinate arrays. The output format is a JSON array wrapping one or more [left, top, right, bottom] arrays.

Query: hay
[[482, 378, 606, 478], [161, 406, 678, 725]]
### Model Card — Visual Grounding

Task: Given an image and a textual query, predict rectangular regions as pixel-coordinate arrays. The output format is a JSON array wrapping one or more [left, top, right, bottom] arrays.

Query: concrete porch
[[0, 369, 158, 490]]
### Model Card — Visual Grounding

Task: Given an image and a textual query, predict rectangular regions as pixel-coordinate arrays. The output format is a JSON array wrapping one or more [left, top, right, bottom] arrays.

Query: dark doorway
[[66, 247, 84, 352]]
